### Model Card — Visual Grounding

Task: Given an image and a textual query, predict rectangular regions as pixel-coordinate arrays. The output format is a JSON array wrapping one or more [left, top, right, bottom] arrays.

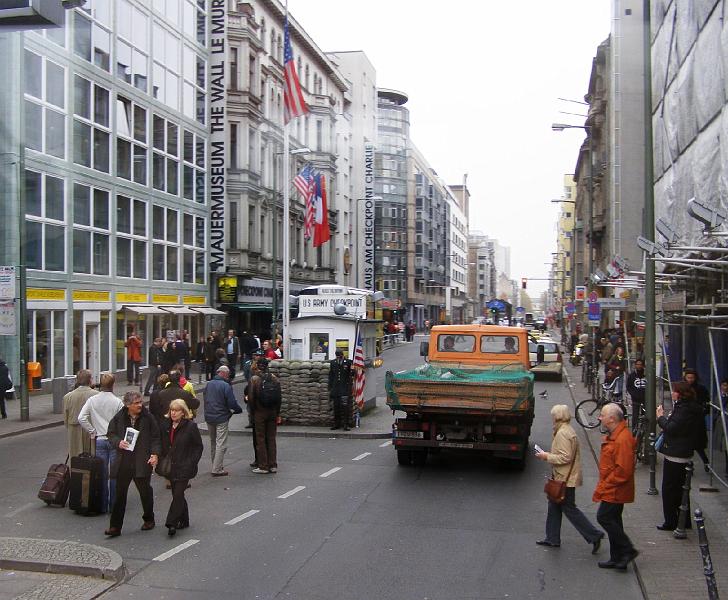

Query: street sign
[[588, 301, 601, 325], [575, 286, 586, 301], [588, 291, 598, 303], [597, 297, 627, 309], [0, 266, 16, 300], [565, 302, 576, 315]]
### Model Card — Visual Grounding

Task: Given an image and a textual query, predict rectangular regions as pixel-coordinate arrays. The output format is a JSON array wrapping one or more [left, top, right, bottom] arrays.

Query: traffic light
[[521, 278, 527, 289]]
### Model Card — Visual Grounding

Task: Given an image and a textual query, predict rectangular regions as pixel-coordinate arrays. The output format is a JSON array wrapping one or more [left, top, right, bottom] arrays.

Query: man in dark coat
[[240, 331, 259, 365], [223, 330, 241, 380], [104, 391, 161, 537], [0, 357, 11, 419], [329, 349, 354, 431], [626, 359, 646, 434], [150, 370, 199, 425], [144, 338, 165, 396]]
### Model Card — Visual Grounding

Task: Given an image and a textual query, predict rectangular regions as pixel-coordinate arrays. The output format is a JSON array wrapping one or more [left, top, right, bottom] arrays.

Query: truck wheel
[[412, 450, 427, 467], [397, 449, 412, 466]]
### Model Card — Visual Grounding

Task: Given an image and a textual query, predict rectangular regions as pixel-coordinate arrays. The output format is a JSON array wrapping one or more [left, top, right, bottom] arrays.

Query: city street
[[0, 341, 643, 599]]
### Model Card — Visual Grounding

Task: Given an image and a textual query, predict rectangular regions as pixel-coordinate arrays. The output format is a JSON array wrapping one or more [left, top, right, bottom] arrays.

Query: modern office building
[[220, 0, 347, 338], [0, 1, 217, 385]]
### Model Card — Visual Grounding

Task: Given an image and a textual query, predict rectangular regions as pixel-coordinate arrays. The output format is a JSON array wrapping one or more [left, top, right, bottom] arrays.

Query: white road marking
[[224, 509, 260, 525], [379, 441, 392, 447], [153, 539, 200, 562], [4, 502, 35, 518], [277, 485, 306, 499], [319, 467, 342, 478], [352, 452, 372, 461]]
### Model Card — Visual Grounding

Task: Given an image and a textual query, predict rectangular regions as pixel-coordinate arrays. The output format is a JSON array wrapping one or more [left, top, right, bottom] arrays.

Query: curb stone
[[0, 537, 124, 581]]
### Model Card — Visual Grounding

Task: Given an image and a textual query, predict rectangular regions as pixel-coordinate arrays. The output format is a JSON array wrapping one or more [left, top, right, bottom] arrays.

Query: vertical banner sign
[[360, 143, 376, 292], [208, 1, 227, 273]]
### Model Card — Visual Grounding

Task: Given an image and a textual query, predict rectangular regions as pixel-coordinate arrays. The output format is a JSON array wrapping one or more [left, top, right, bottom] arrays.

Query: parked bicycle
[[575, 375, 626, 429]]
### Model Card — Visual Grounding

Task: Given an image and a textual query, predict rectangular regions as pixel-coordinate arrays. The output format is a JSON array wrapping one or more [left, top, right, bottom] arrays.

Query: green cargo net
[[385, 363, 534, 411]]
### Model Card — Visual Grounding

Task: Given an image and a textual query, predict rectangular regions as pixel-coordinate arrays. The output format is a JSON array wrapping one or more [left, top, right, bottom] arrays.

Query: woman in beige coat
[[535, 404, 604, 551]]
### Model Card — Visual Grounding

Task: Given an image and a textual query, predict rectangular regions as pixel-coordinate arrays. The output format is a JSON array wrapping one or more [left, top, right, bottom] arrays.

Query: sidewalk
[[562, 356, 728, 599]]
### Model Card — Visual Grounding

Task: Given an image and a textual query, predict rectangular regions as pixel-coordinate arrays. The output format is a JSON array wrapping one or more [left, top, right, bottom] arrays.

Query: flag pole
[[282, 1, 291, 358]]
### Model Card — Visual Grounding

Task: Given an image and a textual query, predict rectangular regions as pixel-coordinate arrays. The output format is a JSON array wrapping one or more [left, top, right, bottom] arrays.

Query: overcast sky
[[293, 1, 612, 297]]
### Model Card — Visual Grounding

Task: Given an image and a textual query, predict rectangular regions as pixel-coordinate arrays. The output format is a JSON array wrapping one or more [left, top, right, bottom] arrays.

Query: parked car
[[528, 338, 562, 381]]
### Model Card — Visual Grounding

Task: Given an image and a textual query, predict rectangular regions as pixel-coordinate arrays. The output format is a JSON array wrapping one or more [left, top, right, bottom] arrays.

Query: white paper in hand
[[534, 444, 544, 454], [124, 427, 139, 451]]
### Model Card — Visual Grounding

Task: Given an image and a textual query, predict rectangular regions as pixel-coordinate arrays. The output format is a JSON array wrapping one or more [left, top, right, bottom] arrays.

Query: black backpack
[[258, 373, 281, 409]]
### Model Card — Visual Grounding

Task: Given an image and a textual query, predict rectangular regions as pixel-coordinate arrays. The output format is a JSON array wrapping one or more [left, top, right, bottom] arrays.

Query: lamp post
[[553, 122, 596, 398]]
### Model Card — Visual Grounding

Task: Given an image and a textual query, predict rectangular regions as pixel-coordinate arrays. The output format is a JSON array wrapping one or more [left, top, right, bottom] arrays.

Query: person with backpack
[[247, 357, 281, 474]]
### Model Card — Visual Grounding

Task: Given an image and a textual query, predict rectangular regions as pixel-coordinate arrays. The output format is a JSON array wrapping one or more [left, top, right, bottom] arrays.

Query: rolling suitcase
[[69, 452, 104, 515], [38, 456, 71, 507]]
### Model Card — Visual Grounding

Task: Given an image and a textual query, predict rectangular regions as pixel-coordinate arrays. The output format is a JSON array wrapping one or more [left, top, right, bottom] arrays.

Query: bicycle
[[632, 406, 649, 464], [575, 375, 626, 429]]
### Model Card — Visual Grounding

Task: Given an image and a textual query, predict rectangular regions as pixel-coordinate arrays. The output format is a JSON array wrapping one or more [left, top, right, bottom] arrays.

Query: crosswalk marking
[[352, 452, 372, 461], [319, 467, 342, 478], [379, 441, 392, 447], [224, 509, 260, 525], [278, 485, 306, 499], [153, 539, 199, 562]]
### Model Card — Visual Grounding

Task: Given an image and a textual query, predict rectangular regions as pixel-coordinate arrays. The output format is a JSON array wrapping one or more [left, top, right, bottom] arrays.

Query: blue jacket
[[203, 376, 243, 424]]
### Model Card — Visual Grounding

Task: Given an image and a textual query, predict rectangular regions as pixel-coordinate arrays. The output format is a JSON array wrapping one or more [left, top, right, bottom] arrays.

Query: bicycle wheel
[[575, 399, 601, 429]]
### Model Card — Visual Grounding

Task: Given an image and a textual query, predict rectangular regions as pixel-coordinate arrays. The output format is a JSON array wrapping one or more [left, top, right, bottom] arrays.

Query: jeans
[[95, 438, 116, 514], [109, 464, 154, 530], [544, 486, 602, 545], [208, 421, 229, 473], [144, 366, 160, 395], [127, 360, 141, 384], [165, 478, 190, 528], [596, 501, 636, 562]]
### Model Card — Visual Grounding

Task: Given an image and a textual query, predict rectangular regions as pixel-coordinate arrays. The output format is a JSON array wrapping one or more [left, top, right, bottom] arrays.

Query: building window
[[152, 20, 181, 111], [28, 309, 66, 380], [74, 7, 111, 72], [116, 195, 147, 279], [25, 170, 65, 272], [72, 183, 109, 275], [181, 44, 206, 124], [116, 95, 148, 184], [230, 123, 238, 169], [183, 213, 206, 284], [73, 77, 110, 172], [151, 113, 180, 195], [116, 0, 149, 92], [181, 129, 205, 203], [24, 50, 66, 159], [152, 205, 179, 281]]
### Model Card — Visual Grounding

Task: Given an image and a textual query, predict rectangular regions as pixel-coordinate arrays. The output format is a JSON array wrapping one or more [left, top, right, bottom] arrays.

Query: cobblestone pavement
[[561, 356, 728, 600], [0, 571, 114, 600]]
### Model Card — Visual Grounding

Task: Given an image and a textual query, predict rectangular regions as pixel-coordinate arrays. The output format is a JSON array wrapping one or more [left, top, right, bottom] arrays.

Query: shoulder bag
[[543, 441, 576, 505]]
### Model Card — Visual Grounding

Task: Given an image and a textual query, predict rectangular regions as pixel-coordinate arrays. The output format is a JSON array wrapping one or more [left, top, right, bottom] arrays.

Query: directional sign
[[486, 299, 506, 311]]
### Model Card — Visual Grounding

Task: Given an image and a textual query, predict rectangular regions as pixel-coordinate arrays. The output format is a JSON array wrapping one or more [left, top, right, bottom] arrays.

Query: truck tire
[[397, 449, 412, 466], [412, 450, 427, 467]]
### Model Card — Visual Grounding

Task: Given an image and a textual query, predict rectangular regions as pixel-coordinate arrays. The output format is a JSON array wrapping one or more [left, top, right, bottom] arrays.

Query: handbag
[[155, 454, 172, 479], [543, 442, 576, 505], [655, 432, 664, 452]]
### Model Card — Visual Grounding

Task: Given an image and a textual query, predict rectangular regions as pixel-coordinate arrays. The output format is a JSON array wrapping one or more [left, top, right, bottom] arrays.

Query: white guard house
[[287, 285, 382, 409]]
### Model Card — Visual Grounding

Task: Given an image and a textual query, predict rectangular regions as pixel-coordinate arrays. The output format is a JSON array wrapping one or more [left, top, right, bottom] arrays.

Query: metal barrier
[[695, 509, 720, 600], [383, 333, 405, 348], [674, 461, 694, 539]]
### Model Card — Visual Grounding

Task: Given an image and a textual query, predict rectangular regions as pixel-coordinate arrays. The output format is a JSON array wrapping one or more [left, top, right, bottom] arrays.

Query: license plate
[[395, 431, 424, 439], [439, 442, 474, 449]]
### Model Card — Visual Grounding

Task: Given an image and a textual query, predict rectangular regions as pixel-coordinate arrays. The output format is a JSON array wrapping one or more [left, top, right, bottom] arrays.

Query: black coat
[[108, 407, 161, 478], [329, 358, 353, 397], [160, 418, 203, 481], [657, 399, 704, 459], [150, 384, 200, 423]]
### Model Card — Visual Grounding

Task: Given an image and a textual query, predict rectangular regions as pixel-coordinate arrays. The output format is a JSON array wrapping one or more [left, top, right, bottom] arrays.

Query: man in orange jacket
[[593, 403, 639, 570]]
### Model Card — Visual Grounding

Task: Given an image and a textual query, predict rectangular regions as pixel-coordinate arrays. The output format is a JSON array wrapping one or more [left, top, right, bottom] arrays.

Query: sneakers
[[252, 467, 271, 474]]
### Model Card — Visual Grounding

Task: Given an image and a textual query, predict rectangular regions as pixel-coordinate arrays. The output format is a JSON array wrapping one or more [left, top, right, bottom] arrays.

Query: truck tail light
[[494, 425, 518, 435], [421, 422, 430, 432]]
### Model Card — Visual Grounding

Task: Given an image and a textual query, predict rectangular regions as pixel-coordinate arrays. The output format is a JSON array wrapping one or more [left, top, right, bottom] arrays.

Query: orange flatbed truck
[[385, 325, 535, 468]]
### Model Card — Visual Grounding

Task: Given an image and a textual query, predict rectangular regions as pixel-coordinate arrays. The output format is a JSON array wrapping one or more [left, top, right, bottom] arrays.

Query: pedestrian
[[159, 399, 203, 536], [240, 330, 259, 364], [214, 348, 229, 372], [607, 346, 627, 379], [104, 391, 160, 537], [144, 338, 165, 397], [203, 365, 243, 477], [78, 374, 124, 514], [247, 357, 281, 474], [149, 370, 199, 426], [535, 405, 603, 551], [204, 334, 218, 381], [656, 382, 704, 531], [626, 359, 646, 433], [63, 369, 96, 457], [244, 359, 261, 467], [0, 356, 11, 419], [160, 338, 176, 373], [124, 327, 143, 385], [593, 403, 639, 570], [224, 329, 240, 380], [600, 337, 613, 374], [262, 339, 278, 360], [328, 349, 353, 431], [180, 330, 192, 379], [683, 368, 710, 471]]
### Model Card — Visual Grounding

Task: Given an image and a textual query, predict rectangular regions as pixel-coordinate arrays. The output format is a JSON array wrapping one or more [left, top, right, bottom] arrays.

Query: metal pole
[[695, 509, 721, 600], [17, 35, 28, 421], [271, 151, 278, 341], [673, 461, 694, 539], [587, 132, 597, 402], [643, 0, 658, 495]]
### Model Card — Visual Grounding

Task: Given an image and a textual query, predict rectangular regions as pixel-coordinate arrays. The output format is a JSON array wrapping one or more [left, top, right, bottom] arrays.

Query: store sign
[[218, 276, 238, 303], [117, 292, 148, 303], [183, 295, 206, 305], [73, 290, 110, 302], [208, 0, 227, 274], [0, 266, 15, 299], [299, 294, 366, 317], [27, 288, 66, 301], [237, 277, 275, 305], [575, 286, 586, 301], [597, 297, 627, 309], [152, 294, 179, 304], [380, 299, 401, 309], [359, 143, 376, 291]]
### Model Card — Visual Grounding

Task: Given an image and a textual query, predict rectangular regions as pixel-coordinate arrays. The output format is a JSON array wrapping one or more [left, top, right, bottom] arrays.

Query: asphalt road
[[0, 342, 643, 599]]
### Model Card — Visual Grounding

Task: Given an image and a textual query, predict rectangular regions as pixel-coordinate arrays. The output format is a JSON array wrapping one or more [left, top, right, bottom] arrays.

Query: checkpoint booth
[[287, 285, 382, 410]]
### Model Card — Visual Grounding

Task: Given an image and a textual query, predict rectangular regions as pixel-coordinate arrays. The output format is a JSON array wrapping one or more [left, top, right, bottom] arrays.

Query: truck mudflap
[[392, 437, 525, 454]]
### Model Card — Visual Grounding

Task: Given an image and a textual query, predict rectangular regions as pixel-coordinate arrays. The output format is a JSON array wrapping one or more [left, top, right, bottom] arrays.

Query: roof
[[430, 325, 527, 335]]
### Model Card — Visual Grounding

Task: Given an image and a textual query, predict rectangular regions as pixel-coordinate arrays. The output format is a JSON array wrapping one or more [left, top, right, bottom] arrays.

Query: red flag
[[283, 17, 309, 124], [353, 331, 365, 409], [313, 173, 331, 247]]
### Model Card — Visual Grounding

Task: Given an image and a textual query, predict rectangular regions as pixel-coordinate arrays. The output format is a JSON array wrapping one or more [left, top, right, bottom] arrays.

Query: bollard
[[198, 360, 203, 385], [674, 461, 694, 539], [695, 509, 720, 600], [647, 431, 658, 495], [138, 367, 145, 395]]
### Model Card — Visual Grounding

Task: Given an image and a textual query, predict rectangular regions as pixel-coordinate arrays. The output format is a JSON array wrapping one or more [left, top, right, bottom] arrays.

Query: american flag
[[283, 17, 309, 124], [353, 331, 365, 409], [294, 165, 315, 239]]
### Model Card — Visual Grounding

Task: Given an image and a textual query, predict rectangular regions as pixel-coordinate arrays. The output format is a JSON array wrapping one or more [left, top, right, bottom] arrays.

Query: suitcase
[[69, 452, 105, 515], [38, 457, 71, 507]]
